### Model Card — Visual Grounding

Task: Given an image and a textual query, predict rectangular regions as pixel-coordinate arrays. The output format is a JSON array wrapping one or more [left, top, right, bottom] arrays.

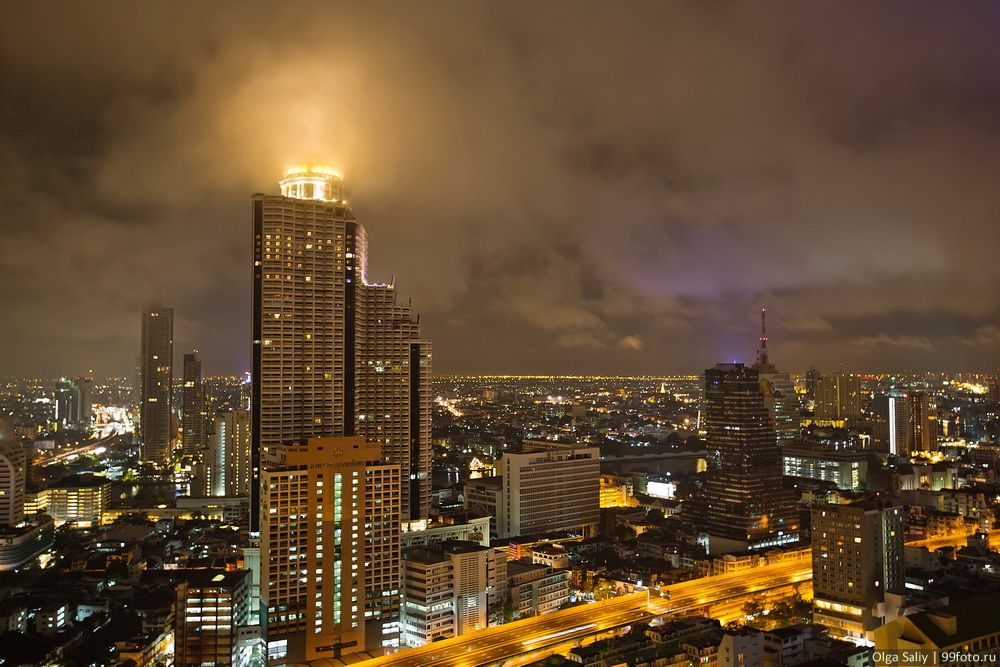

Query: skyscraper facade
[[871, 392, 937, 457], [251, 166, 431, 533], [702, 363, 798, 554], [813, 372, 862, 428], [182, 351, 207, 459], [905, 391, 937, 454], [260, 436, 400, 664], [252, 166, 429, 663], [75, 376, 92, 427], [54, 379, 78, 429], [140, 304, 173, 463], [200, 409, 252, 498], [0, 417, 26, 528]]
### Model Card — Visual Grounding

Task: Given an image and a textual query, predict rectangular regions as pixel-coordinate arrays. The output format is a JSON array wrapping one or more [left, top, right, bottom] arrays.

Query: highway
[[35, 433, 122, 467], [906, 528, 1000, 552], [321, 552, 812, 667]]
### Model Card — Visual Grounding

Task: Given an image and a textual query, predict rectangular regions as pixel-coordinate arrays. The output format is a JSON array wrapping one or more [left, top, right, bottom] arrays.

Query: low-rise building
[[781, 445, 868, 491], [0, 517, 54, 570], [400, 541, 495, 647], [48, 475, 110, 527], [873, 591, 1000, 657], [720, 629, 763, 667], [507, 560, 571, 618], [568, 634, 652, 665]]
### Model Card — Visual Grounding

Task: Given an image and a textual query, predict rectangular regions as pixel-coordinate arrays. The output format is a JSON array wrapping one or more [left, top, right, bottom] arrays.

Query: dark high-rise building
[[75, 376, 92, 427], [54, 379, 78, 428], [140, 304, 173, 463], [805, 366, 821, 401], [906, 391, 937, 454], [181, 351, 207, 458], [872, 394, 906, 455], [54, 377, 93, 429], [702, 363, 799, 554], [251, 165, 431, 662]]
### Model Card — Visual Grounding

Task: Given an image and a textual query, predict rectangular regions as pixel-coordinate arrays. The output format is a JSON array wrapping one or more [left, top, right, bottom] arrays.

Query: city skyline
[[4, 4, 1000, 378]]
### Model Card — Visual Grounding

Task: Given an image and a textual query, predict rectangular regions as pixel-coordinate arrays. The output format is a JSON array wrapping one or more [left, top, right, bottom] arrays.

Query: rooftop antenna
[[756, 308, 769, 368]]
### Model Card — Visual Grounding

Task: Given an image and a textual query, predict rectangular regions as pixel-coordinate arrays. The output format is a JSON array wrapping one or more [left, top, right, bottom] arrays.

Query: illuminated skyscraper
[[0, 418, 26, 528], [54, 377, 92, 428], [199, 409, 252, 498], [871, 391, 937, 457], [260, 436, 400, 664], [140, 303, 173, 463], [814, 372, 862, 427], [251, 166, 431, 535], [181, 351, 207, 458], [905, 391, 937, 454], [702, 363, 798, 554], [252, 166, 430, 662]]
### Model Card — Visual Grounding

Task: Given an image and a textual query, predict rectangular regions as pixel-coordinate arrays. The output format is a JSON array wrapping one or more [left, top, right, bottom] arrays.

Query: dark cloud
[[2, 2, 1000, 378]]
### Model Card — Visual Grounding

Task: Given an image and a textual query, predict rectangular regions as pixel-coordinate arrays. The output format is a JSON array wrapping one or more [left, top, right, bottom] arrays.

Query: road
[[35, 433, 122, 467], [906, 528, 1000, 552], [319, 553, 812, 667]]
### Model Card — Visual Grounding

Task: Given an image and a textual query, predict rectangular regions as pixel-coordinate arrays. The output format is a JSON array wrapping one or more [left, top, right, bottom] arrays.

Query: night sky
[[3, 2, 1000, 378]]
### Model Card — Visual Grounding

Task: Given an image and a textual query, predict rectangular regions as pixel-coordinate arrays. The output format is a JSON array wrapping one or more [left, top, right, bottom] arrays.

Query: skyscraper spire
[[757, 308, 769, 368], [750, 308, 800, 441]]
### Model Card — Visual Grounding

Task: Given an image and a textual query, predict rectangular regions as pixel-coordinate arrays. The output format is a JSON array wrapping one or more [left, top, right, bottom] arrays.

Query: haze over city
[[3, 2, 1000, 378]]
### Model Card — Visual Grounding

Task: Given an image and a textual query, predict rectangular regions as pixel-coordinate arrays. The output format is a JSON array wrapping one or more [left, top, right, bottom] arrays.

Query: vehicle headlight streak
[[523, 624, 597, 646]]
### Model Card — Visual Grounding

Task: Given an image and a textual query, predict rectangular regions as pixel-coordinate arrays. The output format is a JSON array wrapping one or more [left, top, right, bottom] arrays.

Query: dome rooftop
[[279, 160, 347, 203]]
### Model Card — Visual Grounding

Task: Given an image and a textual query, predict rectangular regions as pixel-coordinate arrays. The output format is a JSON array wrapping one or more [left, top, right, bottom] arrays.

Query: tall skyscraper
[[872, 394, 907, 455], [182, 351, 207, 458], [251, 165, 431, 535], [260, 436, 400, 663], [871, 392, 937, 457], [75, 376, 93, 427], [805, 366, 821, 401], [54, 377, 92, 429], [0, 417, 53, 571], [200, 409, 252, 497], [54, 379, 78, 429], [905, 391, 937, 454], [702, 363, 798, 554], [140, 304, 173, 463], [752, 309, 800, 442], [812, 498, 904, 638], [252, 166, 430, 663]]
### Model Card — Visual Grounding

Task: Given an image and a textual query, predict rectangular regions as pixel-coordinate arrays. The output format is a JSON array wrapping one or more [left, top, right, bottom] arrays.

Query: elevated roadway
[[318, 552, 812, 667], [906, 528, 1000, 552]]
